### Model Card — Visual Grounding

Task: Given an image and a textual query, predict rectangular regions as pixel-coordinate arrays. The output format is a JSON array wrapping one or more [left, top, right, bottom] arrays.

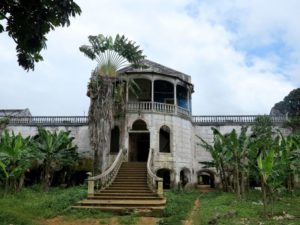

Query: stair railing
[[147, 148, 163, 197], [87, 148, 127, 196]]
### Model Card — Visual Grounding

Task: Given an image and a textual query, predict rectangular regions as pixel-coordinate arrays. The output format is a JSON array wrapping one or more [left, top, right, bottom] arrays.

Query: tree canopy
[[0, 0, 81, 71], [271, 88, 300, 116]]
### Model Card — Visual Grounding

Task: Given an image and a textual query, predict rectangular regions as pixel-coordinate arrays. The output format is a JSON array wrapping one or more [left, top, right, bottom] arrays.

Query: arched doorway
[[197, 170, 215, 188], [157, 168, 171, 189], [180, 168, 191, 187], [129, 120, 150, 162]]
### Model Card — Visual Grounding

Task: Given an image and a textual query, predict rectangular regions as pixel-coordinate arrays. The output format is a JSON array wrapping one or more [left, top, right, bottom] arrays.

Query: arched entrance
[[129, 120, 150, 162], [180, 168, 191, 187], [197, 170, 215, 188], [157, 168, 171, 189]]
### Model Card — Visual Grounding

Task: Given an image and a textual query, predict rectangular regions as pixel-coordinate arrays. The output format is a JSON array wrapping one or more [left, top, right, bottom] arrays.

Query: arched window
[[132, 119, 147, 130], [159, 125, 170, 153], [110, 126, 120, 153]]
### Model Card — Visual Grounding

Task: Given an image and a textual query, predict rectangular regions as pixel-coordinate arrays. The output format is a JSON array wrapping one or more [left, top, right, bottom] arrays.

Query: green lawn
[[0, 185, 87, 225], [194, 190, 300, 225], [1, 186, 299, 225]]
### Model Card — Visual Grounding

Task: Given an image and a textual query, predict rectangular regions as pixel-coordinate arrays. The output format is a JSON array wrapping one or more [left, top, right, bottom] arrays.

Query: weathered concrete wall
[[6, 125, 92, 159]]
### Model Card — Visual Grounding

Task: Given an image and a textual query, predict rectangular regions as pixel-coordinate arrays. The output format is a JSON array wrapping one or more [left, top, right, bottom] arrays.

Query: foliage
[[0, 185, 86, 224], [194, 190, 300, 225], [79, 34, 145, 75], [157, 190, 199, 225], [198, 126, 249, 197], [272, 88, 300, 133], [0, 0, 81, 70], [0, 130, 34, 193], [33, 127, 78, 191], [80, 34, 145, 173]]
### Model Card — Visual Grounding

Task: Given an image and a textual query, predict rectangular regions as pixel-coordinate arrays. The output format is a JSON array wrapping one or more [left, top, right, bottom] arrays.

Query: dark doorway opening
[[129, 133, 150, 162], [197, 171, 215, 188], [157, 169, 171, 189]]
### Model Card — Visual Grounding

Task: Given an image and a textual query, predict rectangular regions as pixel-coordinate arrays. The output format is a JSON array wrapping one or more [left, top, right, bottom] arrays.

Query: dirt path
[[183, 198, 200, 225], [43, 216, 159, 225]]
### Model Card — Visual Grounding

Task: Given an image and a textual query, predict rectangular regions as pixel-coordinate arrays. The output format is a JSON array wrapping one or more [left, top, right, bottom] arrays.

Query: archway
[[129, 120, 150, 162], [157, 168, 171, 189], [180, 168, 191, 187], [197, 170, 215, 188]]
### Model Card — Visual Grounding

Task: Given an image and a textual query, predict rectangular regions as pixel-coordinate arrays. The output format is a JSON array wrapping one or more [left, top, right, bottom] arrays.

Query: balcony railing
[[2, 116, 88, 126], [192, 115, 287, 125], [126, 101, 191, 116], [1, 114, 288, 126]]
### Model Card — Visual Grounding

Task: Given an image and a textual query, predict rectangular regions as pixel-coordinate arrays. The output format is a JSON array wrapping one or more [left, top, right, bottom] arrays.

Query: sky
[[0, 0, 299, 116]]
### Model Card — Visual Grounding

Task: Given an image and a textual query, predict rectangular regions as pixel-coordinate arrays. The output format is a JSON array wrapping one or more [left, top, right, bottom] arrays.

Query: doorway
[[129, 133, 150, 161]]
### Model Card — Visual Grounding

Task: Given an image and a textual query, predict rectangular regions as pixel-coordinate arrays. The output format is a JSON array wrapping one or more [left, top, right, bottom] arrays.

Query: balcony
[[126, 102, 190, 117]]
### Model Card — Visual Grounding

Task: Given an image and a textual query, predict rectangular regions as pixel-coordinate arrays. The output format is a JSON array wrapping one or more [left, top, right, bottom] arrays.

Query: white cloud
[[0, 0, 298, 115]]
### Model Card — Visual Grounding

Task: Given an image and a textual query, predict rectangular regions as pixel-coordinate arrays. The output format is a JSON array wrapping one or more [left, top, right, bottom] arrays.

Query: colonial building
[[2, 60, 287, 191]]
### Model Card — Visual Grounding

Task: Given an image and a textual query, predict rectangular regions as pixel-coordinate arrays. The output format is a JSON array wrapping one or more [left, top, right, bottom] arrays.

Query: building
[[2, 60, 288, 190]]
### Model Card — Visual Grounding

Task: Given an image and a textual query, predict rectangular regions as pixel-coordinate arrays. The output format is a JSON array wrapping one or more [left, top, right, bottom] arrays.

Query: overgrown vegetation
[[79, 34, 145, 174], [195, 190, 300, 225], [198, 115, 300, 217], [0, 185, 86, 225], [0, 127, 79, 193], [157, 190, 199, 225]]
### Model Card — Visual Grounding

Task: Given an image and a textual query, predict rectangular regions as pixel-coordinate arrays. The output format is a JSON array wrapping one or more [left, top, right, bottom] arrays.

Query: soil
[[183, 198, 200, 225], [43, 216, 159, 225]]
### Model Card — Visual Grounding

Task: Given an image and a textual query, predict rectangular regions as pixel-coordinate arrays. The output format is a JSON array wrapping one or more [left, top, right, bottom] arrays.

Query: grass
[[157, 190, 200, 225], [194, 189, 300, 225], [0, 185, 86, 225]]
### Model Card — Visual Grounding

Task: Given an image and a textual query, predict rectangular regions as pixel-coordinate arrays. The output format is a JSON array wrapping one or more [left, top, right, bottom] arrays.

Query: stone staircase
[[73, 162, 166, 213]]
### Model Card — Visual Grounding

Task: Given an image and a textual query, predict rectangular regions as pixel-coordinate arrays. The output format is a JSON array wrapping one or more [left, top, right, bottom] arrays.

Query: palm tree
[[79, 34, 145, 173]]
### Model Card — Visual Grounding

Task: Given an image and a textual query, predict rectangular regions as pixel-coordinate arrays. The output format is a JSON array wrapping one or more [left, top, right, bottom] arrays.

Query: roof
[[0, 109, 32, 117], [118, 59, 192, 84]]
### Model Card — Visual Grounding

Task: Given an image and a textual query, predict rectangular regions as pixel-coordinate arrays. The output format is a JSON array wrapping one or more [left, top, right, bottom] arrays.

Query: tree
[[271, 88, 300, 133], [0, 130, 33, 194], [33, 127, 78, 192], [79, 34, 145, 173], [0, 0, 81, 71]]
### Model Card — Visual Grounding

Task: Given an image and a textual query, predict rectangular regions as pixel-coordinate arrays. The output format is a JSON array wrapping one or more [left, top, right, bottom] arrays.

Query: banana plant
[[33, 127, 78, 192], [0, 130, 33, 193]]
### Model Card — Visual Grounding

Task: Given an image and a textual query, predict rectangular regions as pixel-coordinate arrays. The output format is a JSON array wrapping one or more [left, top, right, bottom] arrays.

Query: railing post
[[157, 180, 163, 197], [87, 172, 94, 197]]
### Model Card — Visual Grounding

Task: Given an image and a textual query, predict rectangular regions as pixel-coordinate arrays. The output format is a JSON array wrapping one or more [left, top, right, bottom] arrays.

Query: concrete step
[[77, 199, 166, 206], [88, 195, 163, 200], [101, 189, 153, 193], [94, 192, 157, 197]]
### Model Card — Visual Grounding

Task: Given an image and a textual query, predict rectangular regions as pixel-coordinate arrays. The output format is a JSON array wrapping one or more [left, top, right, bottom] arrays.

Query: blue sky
[[0, 0, 299, 115]]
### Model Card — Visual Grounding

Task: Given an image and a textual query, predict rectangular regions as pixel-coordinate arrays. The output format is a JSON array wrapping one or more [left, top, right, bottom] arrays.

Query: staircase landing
[[73, 162, 166, 215]]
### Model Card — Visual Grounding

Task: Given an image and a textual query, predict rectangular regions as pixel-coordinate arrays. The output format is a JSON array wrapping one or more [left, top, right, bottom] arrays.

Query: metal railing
[[126, 101, 191, 116], [2, 116, 88, 126], [87, 148, 127, 196], [147, 148, 163, 197], [192, 115, 287, 125]]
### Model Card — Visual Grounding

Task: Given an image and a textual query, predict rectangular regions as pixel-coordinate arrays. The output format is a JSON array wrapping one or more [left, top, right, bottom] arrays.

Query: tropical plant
[[198, 127, 249, 197], [33, 127, 78, 192], [0, 130, 33, 194], [79, 34, 145, 173]]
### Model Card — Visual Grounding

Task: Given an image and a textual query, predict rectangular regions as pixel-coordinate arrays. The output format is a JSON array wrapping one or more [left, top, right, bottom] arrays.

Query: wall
[[6, 125, 93, 159]]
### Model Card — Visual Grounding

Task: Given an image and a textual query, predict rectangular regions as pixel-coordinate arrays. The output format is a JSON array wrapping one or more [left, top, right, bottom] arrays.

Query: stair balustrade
[[87, 148, 127, 196], [147, 148, 163, 197]]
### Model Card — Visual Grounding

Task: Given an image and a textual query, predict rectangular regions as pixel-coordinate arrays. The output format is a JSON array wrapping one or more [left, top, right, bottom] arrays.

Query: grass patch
[[117, 212, 139, 225], [0, 185, 86, 225], [195, 190, 300, 225], [157, 190, 200, 225]]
